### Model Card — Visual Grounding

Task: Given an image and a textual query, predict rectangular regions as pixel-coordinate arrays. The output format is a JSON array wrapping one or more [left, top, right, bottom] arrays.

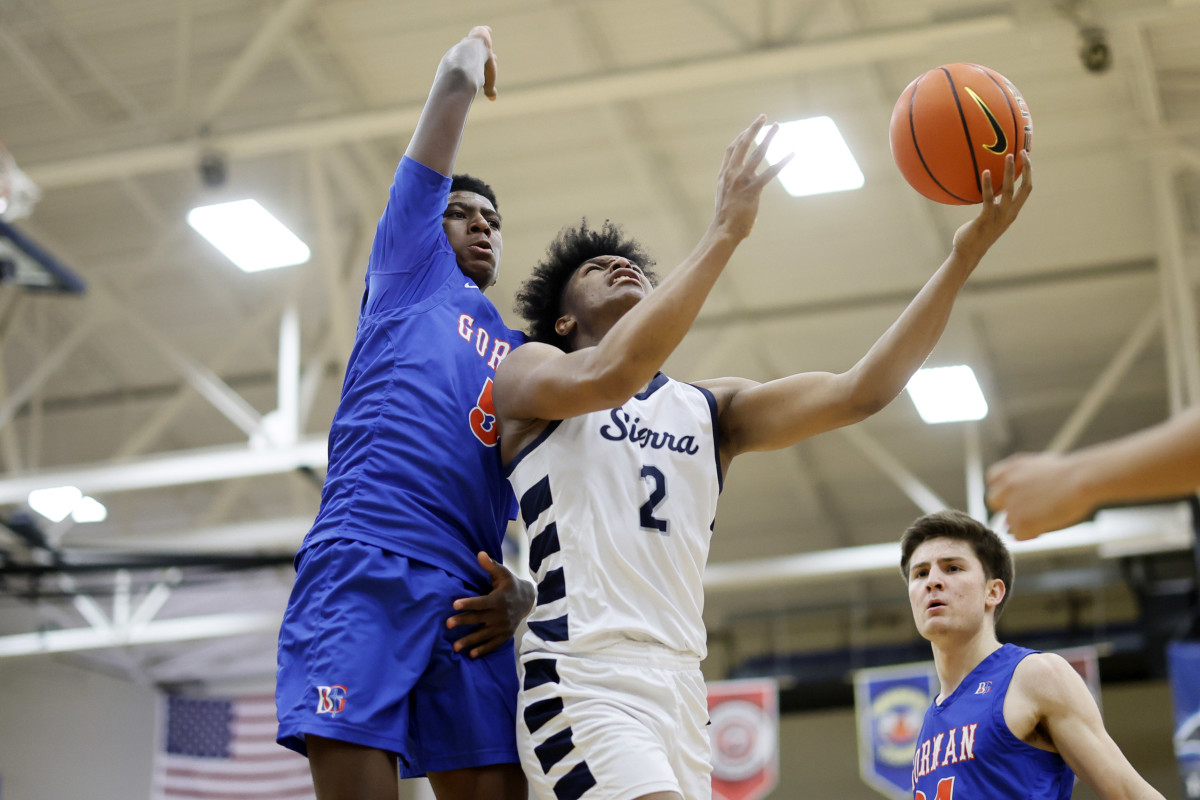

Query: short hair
[[899, 510, 1015, 621], [514, 219, 657, 348], [450, 173, 498, 211]]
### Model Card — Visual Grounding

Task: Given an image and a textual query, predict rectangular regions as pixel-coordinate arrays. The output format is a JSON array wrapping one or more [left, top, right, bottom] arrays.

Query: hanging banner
[[1169, 640, 1200, 800], [708, 678, 779, 800], [854, 661, 937, 800]]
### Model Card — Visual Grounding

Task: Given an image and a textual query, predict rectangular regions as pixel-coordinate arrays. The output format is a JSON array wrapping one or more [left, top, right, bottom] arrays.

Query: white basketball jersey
[[508, 373, 721, 660]]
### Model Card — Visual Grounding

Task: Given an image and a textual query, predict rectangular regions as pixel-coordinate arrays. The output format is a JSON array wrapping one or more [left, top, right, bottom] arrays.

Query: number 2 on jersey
[[640, 465, 669, 534]]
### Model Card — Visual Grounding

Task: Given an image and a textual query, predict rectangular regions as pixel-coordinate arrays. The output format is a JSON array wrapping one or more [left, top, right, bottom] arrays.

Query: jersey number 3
[[916, 777, 954, 800], [640, 465, 669, 534], [470, 378, 498, 447]]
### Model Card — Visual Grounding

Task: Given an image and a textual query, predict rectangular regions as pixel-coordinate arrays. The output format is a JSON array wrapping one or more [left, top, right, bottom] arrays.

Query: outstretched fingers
[[727, 115, 768, 172], [746, 122, 778, 169], [754, 148, 794, 189], [1012, 150, 1033, 210]]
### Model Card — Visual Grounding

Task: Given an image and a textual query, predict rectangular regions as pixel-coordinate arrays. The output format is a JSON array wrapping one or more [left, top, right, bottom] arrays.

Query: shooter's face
[[555, 255, 652, 348]]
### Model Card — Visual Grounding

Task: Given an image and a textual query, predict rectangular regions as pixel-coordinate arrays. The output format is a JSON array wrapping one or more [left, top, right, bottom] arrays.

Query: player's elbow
[[842, 384, 894, 423]]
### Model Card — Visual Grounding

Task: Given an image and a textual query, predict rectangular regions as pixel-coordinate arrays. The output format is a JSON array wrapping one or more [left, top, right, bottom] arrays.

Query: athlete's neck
[[930, 631, 1002, 703]]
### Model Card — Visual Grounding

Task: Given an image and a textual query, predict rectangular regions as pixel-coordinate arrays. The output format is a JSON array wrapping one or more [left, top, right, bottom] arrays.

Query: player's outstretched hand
[[467, 25, 498, 100], [711, 115, 793, 242], [951, 150, 1033, 264], [447, 551, 535, 658], [986, 450, 1090, 540]]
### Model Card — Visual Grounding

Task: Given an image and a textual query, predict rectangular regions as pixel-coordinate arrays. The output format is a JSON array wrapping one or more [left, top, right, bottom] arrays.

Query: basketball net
[[0, 140, 42, 223]]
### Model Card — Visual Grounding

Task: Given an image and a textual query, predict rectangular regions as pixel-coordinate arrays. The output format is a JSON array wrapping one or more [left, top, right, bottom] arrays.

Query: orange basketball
[[890, 63, 1031, 205]]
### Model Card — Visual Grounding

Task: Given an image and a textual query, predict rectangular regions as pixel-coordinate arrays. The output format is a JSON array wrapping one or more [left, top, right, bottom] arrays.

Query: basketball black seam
[[977, 65, 1021, 154], [944, 66, 982, 198], [909, 72, 971, 204]]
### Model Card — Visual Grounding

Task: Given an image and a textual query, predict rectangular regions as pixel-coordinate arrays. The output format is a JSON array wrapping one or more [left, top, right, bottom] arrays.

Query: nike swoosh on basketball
[[963, 86, 1008, 155]]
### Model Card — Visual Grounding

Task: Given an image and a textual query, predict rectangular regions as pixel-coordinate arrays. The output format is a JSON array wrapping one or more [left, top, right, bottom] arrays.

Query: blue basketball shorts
[[275, 538, 520, 777]]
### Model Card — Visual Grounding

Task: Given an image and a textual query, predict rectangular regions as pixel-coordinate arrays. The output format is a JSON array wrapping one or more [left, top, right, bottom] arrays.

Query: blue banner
[[1169, 640, 1200, 799], [855, 662, 937, 800]]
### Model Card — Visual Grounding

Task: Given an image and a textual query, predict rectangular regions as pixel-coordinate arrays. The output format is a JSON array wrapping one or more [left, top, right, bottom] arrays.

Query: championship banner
[[854, 662, 937, 800], [1168, 641, 1200, 799], [708, 678, 779, 800]]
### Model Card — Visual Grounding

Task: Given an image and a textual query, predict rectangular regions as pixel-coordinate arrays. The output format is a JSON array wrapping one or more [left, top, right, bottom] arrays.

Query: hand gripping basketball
[[890, 63, 1032, 205]]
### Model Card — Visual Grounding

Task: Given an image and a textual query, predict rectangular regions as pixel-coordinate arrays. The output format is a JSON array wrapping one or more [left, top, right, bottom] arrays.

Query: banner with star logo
[[855, 662, 937, 800], [1169, 641, 1200, 799]]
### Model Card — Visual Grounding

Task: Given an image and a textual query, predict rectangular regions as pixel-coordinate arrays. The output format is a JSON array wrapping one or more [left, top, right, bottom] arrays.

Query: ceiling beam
[[838, 425, 949, 514], [0, 26, 86, 124], [200, 0, 319, 126], [25, 13, 1014, 189], [0, 611, 280, 658], [1046, 304, 1161, 453], [0, 436, 328, 504], [67, 516, 311, 553], [704, 502, 1193, 593]]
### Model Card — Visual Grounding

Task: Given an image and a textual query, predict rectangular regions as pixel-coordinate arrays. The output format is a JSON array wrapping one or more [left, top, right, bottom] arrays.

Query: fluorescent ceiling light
[[28, 485, 82, 522], [71, 496, 108, 523], [906, 365, 989, 424], [186, 199, 310, 273], [756, 116, 864, 197]]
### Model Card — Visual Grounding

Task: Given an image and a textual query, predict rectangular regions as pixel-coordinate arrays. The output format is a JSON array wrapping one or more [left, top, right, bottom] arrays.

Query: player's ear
[[985, 578, 1006, 610], [554, 314, 575, 339]]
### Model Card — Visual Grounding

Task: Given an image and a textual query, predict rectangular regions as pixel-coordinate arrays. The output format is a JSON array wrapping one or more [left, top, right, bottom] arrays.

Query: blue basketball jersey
[[303, 156, 524, 587], [911, 644, 1074, 800]]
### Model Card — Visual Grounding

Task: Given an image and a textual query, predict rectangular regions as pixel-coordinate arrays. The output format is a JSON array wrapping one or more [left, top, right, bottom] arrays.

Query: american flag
[[152, 693, 316, 800]]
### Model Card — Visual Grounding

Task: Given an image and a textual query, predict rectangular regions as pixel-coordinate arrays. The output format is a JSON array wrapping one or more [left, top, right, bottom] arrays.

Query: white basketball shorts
[[517, 646, 712, 800]]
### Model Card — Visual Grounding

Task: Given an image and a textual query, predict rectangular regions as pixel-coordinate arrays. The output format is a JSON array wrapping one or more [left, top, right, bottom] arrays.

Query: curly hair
[[899, 510, 1015, 622], [450, 173, 497, 211], [514, 219, 657, 348]]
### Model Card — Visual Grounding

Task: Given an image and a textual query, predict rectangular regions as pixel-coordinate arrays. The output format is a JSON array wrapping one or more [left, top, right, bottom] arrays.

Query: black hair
[[514, 219, 656, 348], [450, 173, 498, 211], [899, 509, 1015, 621]]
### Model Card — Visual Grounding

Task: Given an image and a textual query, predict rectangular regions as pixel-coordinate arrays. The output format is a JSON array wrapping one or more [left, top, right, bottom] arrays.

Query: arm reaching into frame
[[987, 404, 1200, 539]]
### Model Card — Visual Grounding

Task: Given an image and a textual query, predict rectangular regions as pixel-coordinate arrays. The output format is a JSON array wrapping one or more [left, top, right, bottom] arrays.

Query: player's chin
[[462, 261, 498, 288]]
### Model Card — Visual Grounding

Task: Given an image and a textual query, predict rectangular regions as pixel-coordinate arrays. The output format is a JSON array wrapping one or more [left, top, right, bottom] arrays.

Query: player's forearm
[[405, 34, 491, 175], [1070, 405, 1200, 508], [842, 249, 974, 413], [1088, 772, 1168, 800], [582, 225, 743, 404]]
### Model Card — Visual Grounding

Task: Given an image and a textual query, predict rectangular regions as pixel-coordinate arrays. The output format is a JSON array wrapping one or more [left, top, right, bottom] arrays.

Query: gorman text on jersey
[[913, 724, 978, 784]]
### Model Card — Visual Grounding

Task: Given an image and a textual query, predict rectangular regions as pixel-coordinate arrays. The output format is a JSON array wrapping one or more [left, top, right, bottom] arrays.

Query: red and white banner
[[708, 678, 779, 800]]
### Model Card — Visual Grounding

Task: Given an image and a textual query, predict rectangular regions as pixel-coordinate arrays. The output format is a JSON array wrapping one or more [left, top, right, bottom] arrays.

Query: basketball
[[889, 63, 1031, 205]]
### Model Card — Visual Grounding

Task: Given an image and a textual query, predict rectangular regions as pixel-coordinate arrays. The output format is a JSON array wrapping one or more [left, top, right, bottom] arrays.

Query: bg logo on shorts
[[316, 684, 348, 714]]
